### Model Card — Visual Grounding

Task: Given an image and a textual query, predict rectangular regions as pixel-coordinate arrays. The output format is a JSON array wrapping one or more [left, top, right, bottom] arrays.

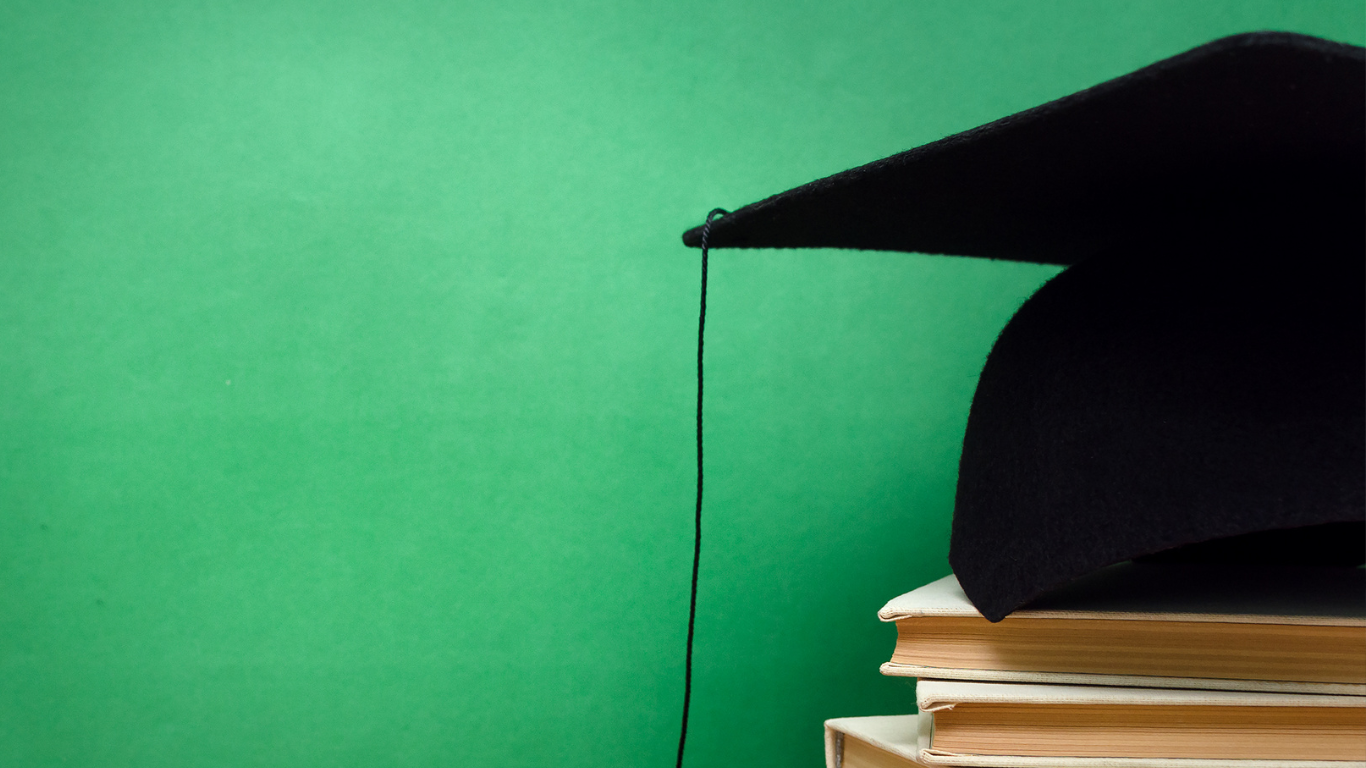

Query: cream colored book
[[914, 679, 1366, 766], [879, 564, 1366, 694], [825, 715, 927, 768]]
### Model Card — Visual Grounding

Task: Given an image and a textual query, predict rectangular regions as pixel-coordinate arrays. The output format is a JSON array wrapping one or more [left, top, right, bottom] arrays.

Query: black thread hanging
[[676, 207, 726, 768]]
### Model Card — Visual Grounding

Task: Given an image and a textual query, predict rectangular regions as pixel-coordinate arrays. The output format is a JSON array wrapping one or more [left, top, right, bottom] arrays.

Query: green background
[[1, 2, 1361, 765]]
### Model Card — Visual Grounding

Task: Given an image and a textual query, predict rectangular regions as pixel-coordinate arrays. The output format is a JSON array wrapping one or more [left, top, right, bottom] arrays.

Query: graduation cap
[[682, 31, 1366, 622]]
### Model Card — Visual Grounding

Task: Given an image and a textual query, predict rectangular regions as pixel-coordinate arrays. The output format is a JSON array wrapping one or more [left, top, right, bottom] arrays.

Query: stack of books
[[824, 563, 1366, 767]]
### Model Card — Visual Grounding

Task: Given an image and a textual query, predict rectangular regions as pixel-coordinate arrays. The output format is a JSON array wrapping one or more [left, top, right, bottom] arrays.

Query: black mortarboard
[[682, 32, 1365, 621]]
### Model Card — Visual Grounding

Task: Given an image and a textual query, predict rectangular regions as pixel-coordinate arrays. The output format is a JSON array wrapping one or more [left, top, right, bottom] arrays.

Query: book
[[825, 715, 926, 768], [914, 679, 1366, 765], [879, 564, 1366, 694]]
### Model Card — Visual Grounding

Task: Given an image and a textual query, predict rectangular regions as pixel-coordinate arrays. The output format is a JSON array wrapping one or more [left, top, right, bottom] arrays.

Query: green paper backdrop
[[2, 2, 1361, 765]]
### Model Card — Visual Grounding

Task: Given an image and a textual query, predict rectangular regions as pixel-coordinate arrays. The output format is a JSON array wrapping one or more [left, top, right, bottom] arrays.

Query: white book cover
[[825, 715, 925, 768]]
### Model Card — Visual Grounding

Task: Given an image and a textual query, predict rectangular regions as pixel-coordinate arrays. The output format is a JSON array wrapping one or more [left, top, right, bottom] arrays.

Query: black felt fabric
[[950, 216, 1364, 621], [681, 32, 1365, 265], [679, 31, 1366, 620]]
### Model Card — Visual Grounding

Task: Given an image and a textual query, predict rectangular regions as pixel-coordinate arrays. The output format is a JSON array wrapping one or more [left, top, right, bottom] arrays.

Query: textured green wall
[[2, 2, 1361, 765]]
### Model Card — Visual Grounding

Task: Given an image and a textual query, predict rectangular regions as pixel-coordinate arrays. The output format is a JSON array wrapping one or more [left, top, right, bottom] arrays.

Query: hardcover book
[[913, 679, 1366, 765], [879, 564, 1366, 694]]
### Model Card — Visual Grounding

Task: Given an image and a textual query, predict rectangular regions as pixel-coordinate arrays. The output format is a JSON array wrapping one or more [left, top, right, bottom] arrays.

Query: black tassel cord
[[676, 208, 726, 768]]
